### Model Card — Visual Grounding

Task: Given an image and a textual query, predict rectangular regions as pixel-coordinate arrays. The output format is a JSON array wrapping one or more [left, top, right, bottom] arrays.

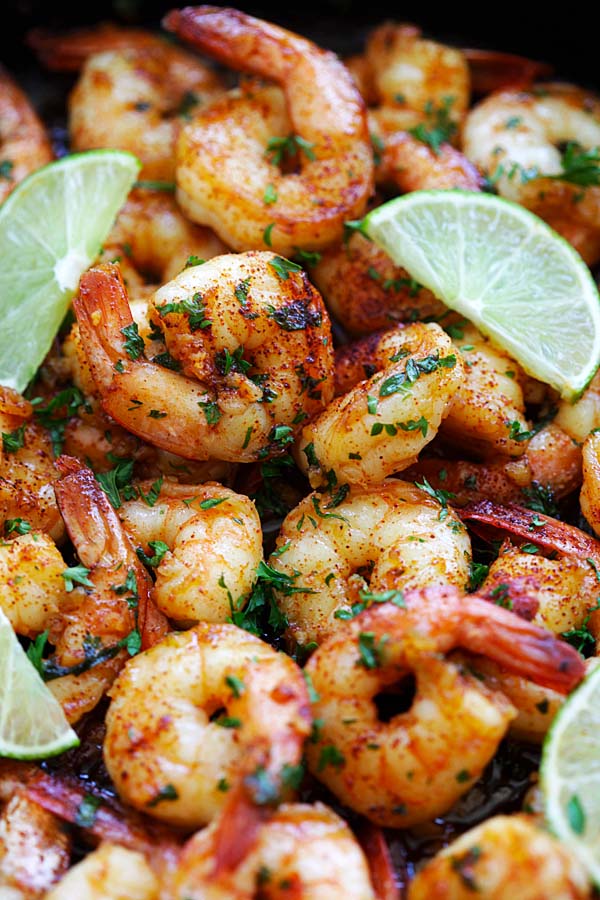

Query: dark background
[[2, 0, 599, 92]]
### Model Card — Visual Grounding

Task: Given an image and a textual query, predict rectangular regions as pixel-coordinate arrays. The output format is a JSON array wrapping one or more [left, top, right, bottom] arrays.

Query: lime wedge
[[0, 607, 79, 759], [363, 190, 600, 400], [541, 662, 600, 885], [0, 150, 140, 392]]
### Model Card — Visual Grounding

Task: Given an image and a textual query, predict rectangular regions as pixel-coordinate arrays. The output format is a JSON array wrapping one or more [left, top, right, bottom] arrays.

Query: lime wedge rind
[[541, 663, 600, 886], [0, 150, 141, 392], [363, 190, 600, 401], [0, 608, 79, 760]]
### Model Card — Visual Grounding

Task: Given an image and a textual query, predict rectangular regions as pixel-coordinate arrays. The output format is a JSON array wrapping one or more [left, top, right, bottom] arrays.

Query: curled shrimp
[[0, 386, 64, 542], [311, 231, 446, 337], [46, 456, 168, 722], [268, 478, 471, 647], [304, 585, 583, 826], [0, 66, 52, 204], [335, 321, 530, 459], [463, 83, 600, 264], [74, 256, 333, 463], [64, 41, 224, 181], [60, 309, 233, 484], [165, 6, 373, 254], [165, 802, 378, 899], [44, 843, 160, 900], [119, 479, 262, 626], [460, 498, 600, 654], [407, 421, 582, 506], [408, 814, 590, 899], [347, 23, 481, 193], [102, 188, 228, 290], [297, 322, 464, 487], [103, 622, 311, 829]]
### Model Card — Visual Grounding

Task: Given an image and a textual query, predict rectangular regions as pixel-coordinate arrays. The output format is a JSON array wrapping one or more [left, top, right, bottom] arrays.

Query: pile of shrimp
[[2, 5, 600, 897]]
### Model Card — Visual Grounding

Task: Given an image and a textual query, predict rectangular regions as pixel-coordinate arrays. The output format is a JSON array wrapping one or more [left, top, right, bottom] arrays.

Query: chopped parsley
[[408, 96, 457, 155], [157, 293, 211, 331], [120, 323, 145, 360], [265, 134, 316, 165]]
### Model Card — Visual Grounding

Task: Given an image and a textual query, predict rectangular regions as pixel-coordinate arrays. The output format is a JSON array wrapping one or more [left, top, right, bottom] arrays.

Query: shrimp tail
[[209, 786, 270, 876], [55, 455, 168, 648], [460, 596, 585, 693], [74, 263, 133, 392], [356, 821, 401, 900], [460, 499, 600, 559]]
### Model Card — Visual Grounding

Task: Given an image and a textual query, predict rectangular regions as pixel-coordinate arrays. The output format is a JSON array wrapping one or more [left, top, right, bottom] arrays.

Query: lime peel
[[0, 150, 141, 392], [363, 190, 600, 401], [0, 607, 79, 760], [541, 661, 600, 886]]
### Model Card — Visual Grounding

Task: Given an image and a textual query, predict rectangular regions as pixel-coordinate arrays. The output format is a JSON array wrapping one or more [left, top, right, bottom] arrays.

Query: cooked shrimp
[[119, 479, 262, 626], [0, 531, 67, 638], [311, 231, 446, 337], [44, 843, 159, 900], [165, 6, 373, 254], [349, 23, 480, 193], [166, 802, 377, 899], [0, 763, 70, 898], [0, 387, 63, 542], [0, 66, 52, 204], [407, 422, 582, 506], [103, 622, 311, 829], [0, 791, 70, 900], [67, 44, 224, 181], [297, 322, 464, 487], [269, 478, 471, 647], [335, 322, 530, 459], [74, 257, 333, 462], [46, 456, 168, 723], [305, 585, 583, 826], [408, 814, 590, 899], [102, 188, 228, 288], [60, 311, 233, 484], [463, 83, 600, 264], [362, 23, 470, 133]]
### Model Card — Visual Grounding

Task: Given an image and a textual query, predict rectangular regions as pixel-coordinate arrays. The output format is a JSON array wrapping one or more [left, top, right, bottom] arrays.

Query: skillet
[[0, 0, 598, 892]]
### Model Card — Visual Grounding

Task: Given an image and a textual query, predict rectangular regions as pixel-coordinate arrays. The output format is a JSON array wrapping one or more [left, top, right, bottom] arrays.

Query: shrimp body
[[68, 45, 224, 181], [0, 532, 67, 638], [556, 369, 600, 443], [311, 230, 446, 337], [44, 843, 159, 900], [442, 324, 530, 459], [463, 83, 600, 264], [0, 791, 70, 899], [407, 422, 582, 507], [74, 257, 333, 463], [102, 188, 228, 288], [0, 66, 52, 204], [166, 7, 373, 254], [103, 623, 311, 828], [408, 814, 590, 899], [270, 479, 471, 646], [305, 586, 583, 826], [119, 480, 262, 626], [298, 323, 464, 487], [0, 387, 63, 543], [166, 802, 376, 899]]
